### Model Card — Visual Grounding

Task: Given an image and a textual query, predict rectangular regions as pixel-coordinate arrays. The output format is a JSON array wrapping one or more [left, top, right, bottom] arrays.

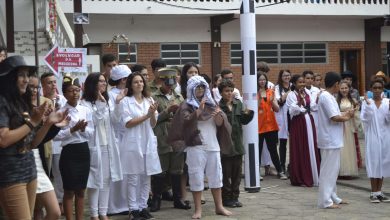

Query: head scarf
[[186, 75, 216, 108]]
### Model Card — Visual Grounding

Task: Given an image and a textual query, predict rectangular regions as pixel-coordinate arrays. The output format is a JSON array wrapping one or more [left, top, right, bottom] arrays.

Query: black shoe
[[149, 196, 161, 212], [161, 191, 174, 201], [147, 195, 152, 207], [140, 208, 154, 219], [223, 199, 237, 208], [174, 199, 191, 210], [129, 210, 146, 220], [233, 199, 243, 207]]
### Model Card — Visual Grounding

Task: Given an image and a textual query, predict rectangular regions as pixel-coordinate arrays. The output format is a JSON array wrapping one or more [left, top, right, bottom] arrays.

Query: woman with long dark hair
[[54, 76, 93, 220], [180, 62, 200, 99], [0, 56, 63, 219], [274, 69, 291, 174], [257, 73, 287, 180], [81, 73, 122, 220], [117, 72, 161, 219], [286, 74, 320, 187]]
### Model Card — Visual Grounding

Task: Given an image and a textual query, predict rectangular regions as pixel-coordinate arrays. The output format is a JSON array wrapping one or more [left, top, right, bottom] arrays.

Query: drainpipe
[[33, 0, 39, 67]]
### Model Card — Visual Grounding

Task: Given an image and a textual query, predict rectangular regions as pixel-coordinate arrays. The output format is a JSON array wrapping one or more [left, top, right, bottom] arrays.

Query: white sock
[[374, 191, 381, 196]]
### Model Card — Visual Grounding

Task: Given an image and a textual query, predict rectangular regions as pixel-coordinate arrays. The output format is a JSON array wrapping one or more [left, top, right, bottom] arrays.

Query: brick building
[[1, 0, 389, 94]]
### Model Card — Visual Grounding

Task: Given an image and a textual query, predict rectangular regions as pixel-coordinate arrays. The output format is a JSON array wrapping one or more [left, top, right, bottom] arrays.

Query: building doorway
[[340, 49, 363, 95]]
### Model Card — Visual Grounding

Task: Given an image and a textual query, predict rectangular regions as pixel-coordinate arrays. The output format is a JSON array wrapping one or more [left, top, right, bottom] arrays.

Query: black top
[[0, 96, 37, 187]]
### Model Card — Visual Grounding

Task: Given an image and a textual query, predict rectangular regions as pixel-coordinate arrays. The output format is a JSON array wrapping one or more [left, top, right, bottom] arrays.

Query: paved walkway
[[101, 170, 390, 220], [45, 137, 390, 219]]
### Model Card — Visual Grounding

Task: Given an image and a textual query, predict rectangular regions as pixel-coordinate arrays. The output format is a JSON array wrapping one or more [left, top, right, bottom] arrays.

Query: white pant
[[318, 148, 342, 208], [52, 153, 63, 203], [186, 148, 223, 191], [126, 174, 150, 211], [88, 146, 111, 217]]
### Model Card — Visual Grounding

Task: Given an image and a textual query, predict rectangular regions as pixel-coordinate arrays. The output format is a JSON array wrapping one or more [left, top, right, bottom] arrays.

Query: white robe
[[275, 84, 290, 139], [107, 88, 128, 214], [305, 86, 320, 129], [360, 98, 390, 178], [80, 100, 123, 189]]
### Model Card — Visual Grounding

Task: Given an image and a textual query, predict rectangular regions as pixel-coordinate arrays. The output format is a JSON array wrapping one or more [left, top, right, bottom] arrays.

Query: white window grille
[[160, 43, 200, 66], [231, 42, 327, 64]]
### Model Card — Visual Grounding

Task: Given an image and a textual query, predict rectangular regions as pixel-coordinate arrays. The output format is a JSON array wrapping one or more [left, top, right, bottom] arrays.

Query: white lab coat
[[108, 88, 126, 141], [275, 84, 290, 139], [119, 96, 161, 175], [360, 98, 390, 178], [80, 100, 123, 189]]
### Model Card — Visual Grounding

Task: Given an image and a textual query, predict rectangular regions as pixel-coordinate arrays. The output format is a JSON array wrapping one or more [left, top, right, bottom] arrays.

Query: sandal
[[325, 204, 340, 209]]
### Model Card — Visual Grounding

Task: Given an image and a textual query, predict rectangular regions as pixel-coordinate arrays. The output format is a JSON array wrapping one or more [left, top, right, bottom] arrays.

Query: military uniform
[[150, 68, 190, 211], [153, 88, 184, 173], [148, 80, 160, 94]]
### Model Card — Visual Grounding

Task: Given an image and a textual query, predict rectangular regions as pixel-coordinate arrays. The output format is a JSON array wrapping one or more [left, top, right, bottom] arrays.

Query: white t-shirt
[[317, 91, 343, 149], [196, 117, 220, 152]]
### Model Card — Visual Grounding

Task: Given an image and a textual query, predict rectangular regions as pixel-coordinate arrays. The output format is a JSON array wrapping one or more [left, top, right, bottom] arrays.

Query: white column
[[240, 0, 260, 192]]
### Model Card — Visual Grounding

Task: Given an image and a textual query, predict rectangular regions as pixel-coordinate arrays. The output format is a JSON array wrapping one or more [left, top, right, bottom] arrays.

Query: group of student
[[0, 54, 249, 220], [0, 50, 389, 220], [250, 64, 390, 208]]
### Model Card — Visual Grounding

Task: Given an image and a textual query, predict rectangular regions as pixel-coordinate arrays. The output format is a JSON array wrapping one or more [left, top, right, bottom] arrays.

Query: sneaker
[[278, 172, 288, 180], [260, 176, 264, 181], [378, 194, 390, 203], [370, 195, 380, 203]]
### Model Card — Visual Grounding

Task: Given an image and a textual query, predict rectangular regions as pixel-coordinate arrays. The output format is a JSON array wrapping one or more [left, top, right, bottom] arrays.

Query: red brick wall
[[101, 41, 388, 93]]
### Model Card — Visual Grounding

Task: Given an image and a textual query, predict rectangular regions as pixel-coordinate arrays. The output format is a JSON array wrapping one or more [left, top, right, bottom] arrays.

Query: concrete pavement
[[55, 137, 390, 220], [104, 170, 390, 220]]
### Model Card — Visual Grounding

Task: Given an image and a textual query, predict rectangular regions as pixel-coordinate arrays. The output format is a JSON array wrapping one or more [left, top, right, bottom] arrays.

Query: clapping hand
[[212, 106, 224, 125], [115, 88, 128, 104], [71, 120, 88, 133], [196, 98, 207, 116], [31, 101, 49, 126], [98, 91, 106, 102], [168, 104, 179, 113], [363, 92, 370, 105], [47, 109, 69, 126], [147, 103, 158, 118]]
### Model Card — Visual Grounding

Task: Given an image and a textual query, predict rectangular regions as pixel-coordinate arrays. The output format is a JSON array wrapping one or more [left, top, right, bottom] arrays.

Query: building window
[[230, 42, 327, 64], [161, 43, 200, 65], [118, 43, 137, 64]]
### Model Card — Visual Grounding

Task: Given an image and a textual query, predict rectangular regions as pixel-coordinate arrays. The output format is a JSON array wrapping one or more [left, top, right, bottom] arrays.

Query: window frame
[[230, 42, 328, 65], [160, 43, 201, 66], [117, 43, 137, 65]]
